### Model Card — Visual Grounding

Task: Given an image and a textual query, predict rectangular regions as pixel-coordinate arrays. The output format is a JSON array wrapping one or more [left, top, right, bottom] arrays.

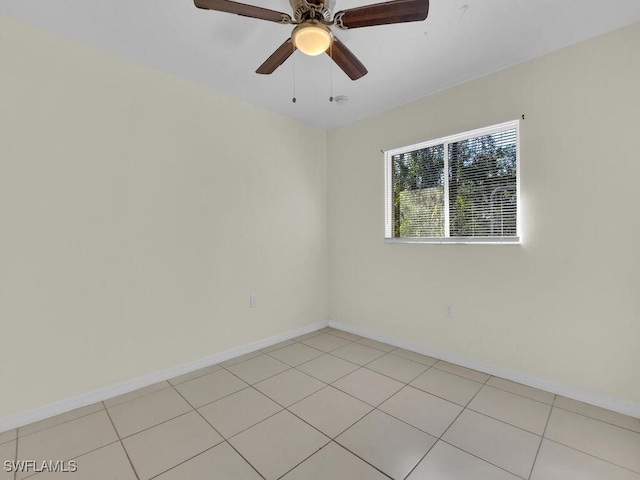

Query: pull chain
[[329, 43, 334, 103], [292, 52, 297, 103]]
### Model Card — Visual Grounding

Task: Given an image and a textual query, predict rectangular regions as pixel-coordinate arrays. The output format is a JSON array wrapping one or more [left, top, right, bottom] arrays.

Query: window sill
[[385, 236, 521, 245]]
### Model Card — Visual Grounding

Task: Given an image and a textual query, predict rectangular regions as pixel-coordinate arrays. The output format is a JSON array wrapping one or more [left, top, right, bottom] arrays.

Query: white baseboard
[[329, 320, 640, 419], [4, 318, 637, 434], [0, 320, 328, 433]]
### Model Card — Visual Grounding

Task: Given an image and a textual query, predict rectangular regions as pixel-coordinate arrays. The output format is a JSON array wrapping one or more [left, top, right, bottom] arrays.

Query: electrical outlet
[[250, 295, 257, 308], [445, 304, 454, 318]]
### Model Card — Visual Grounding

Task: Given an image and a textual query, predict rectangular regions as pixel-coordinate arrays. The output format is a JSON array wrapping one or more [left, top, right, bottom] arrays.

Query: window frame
[[384, 120, 521, 244]]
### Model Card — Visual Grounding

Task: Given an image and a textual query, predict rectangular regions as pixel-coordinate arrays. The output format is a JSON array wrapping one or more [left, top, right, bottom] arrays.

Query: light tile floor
[[2, 327, 639, 480]]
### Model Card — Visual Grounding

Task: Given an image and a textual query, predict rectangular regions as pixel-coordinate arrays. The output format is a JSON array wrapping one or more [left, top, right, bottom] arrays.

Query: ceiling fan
[[194, 0, 429, 80]]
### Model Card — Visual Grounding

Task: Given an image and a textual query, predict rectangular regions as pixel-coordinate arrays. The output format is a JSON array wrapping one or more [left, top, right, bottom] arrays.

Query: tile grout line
[[214, 344, 396, 478], [438, 377, 491, 436], [145, 444, 224, 480], [387, 349, 439, 366], [258, 376, 325, 411], [462, 405, 550, 437], [222, 360, 295, 388], [389, 358, 439, 369], [0, 433, 15, 447], [221, 364, 337, 440], [355, 341, 398, 354], [104, 382, 173, 409], [404, 382, 470, 408], [360, 364, 429, 387], [323, 342, 549, 411], [221, 336, 397, 409], [273, 439, 332, 479], [329, 406, 415, 478], [400, 442, 437, 480], [298, 337, 354, 352], [259, 339, 297, 354], [175, 380, 250, 412], [291, 392, 372, 441], [15, 404, 108, 441], [287, 338, 394, 385], [292, 360, 359, 384], [311, 348, 438, 480], [167, 382, 267, 480], [438, 438, 530, 480], [194, 363, 360, 479], [223, 408, 284, 444], [541, 437, 640, 476], [277, 440, 394, 480], [219, 350, 264, 368], [324, 331, 363, 342], [398, 366, 484, 408], [102, 401, 141, 480], [143, 433, 266, 480], [115, 410, 193, 441], [483, 383, 555, 408], [440, 374, 538, 479], [15, 440, 124, 480], [465, 407, 542, 438], [527, 394, 555, 480], [550, 404, 640, 435], [263, 350, 326, 369], [539, 403, 640, 476], [168, 365, 223, 386], [328, 356, 465, 480], [263, 346, 319, 363], [284, 398, 343, 439], [430, 362, 491, 384], [326, 365, 399, 409], [310, 348, 371, 369], [14, 413, 123, 480], [430, 376, 533, 479], [222, 409, 308, 479], [369, 352, 488, 386], [270, 342, 471, 452], [185, 384, 252, 411], [411, 372, 556, 437]]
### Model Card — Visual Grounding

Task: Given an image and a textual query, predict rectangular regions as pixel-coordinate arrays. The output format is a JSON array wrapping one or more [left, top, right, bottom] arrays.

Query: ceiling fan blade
[[327, 37, 368, 80], [334, 0, 429, 29], [194, 0, 292, 24], [256, 39, 296, 74]]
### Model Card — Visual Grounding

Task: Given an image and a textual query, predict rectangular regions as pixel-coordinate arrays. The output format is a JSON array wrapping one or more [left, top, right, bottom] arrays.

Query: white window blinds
[[385, 120, 520, 243]]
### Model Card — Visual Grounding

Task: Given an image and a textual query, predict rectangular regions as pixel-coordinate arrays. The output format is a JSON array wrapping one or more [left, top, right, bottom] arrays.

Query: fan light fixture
[[292, 23, 332, 56]]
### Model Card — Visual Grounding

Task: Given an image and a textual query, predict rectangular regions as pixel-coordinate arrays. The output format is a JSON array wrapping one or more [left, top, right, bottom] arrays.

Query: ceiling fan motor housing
[[290, 0, 334, 22]]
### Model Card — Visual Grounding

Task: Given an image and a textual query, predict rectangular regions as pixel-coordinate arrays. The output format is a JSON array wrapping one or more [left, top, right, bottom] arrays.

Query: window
[[384, 120, 520, 244]]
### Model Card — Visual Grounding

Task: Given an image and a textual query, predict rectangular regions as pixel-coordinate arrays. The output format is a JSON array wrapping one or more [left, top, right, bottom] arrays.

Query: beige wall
[[0, 17, 328, 419], [328, 23, 640, 404]]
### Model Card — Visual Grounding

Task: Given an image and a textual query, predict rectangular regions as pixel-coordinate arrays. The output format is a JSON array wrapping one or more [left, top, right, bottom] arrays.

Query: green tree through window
[[392, 144, 444, 237]]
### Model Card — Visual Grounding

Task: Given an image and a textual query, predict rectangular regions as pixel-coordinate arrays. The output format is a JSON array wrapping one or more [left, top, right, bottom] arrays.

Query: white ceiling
[[1, 1, 639, 130]]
